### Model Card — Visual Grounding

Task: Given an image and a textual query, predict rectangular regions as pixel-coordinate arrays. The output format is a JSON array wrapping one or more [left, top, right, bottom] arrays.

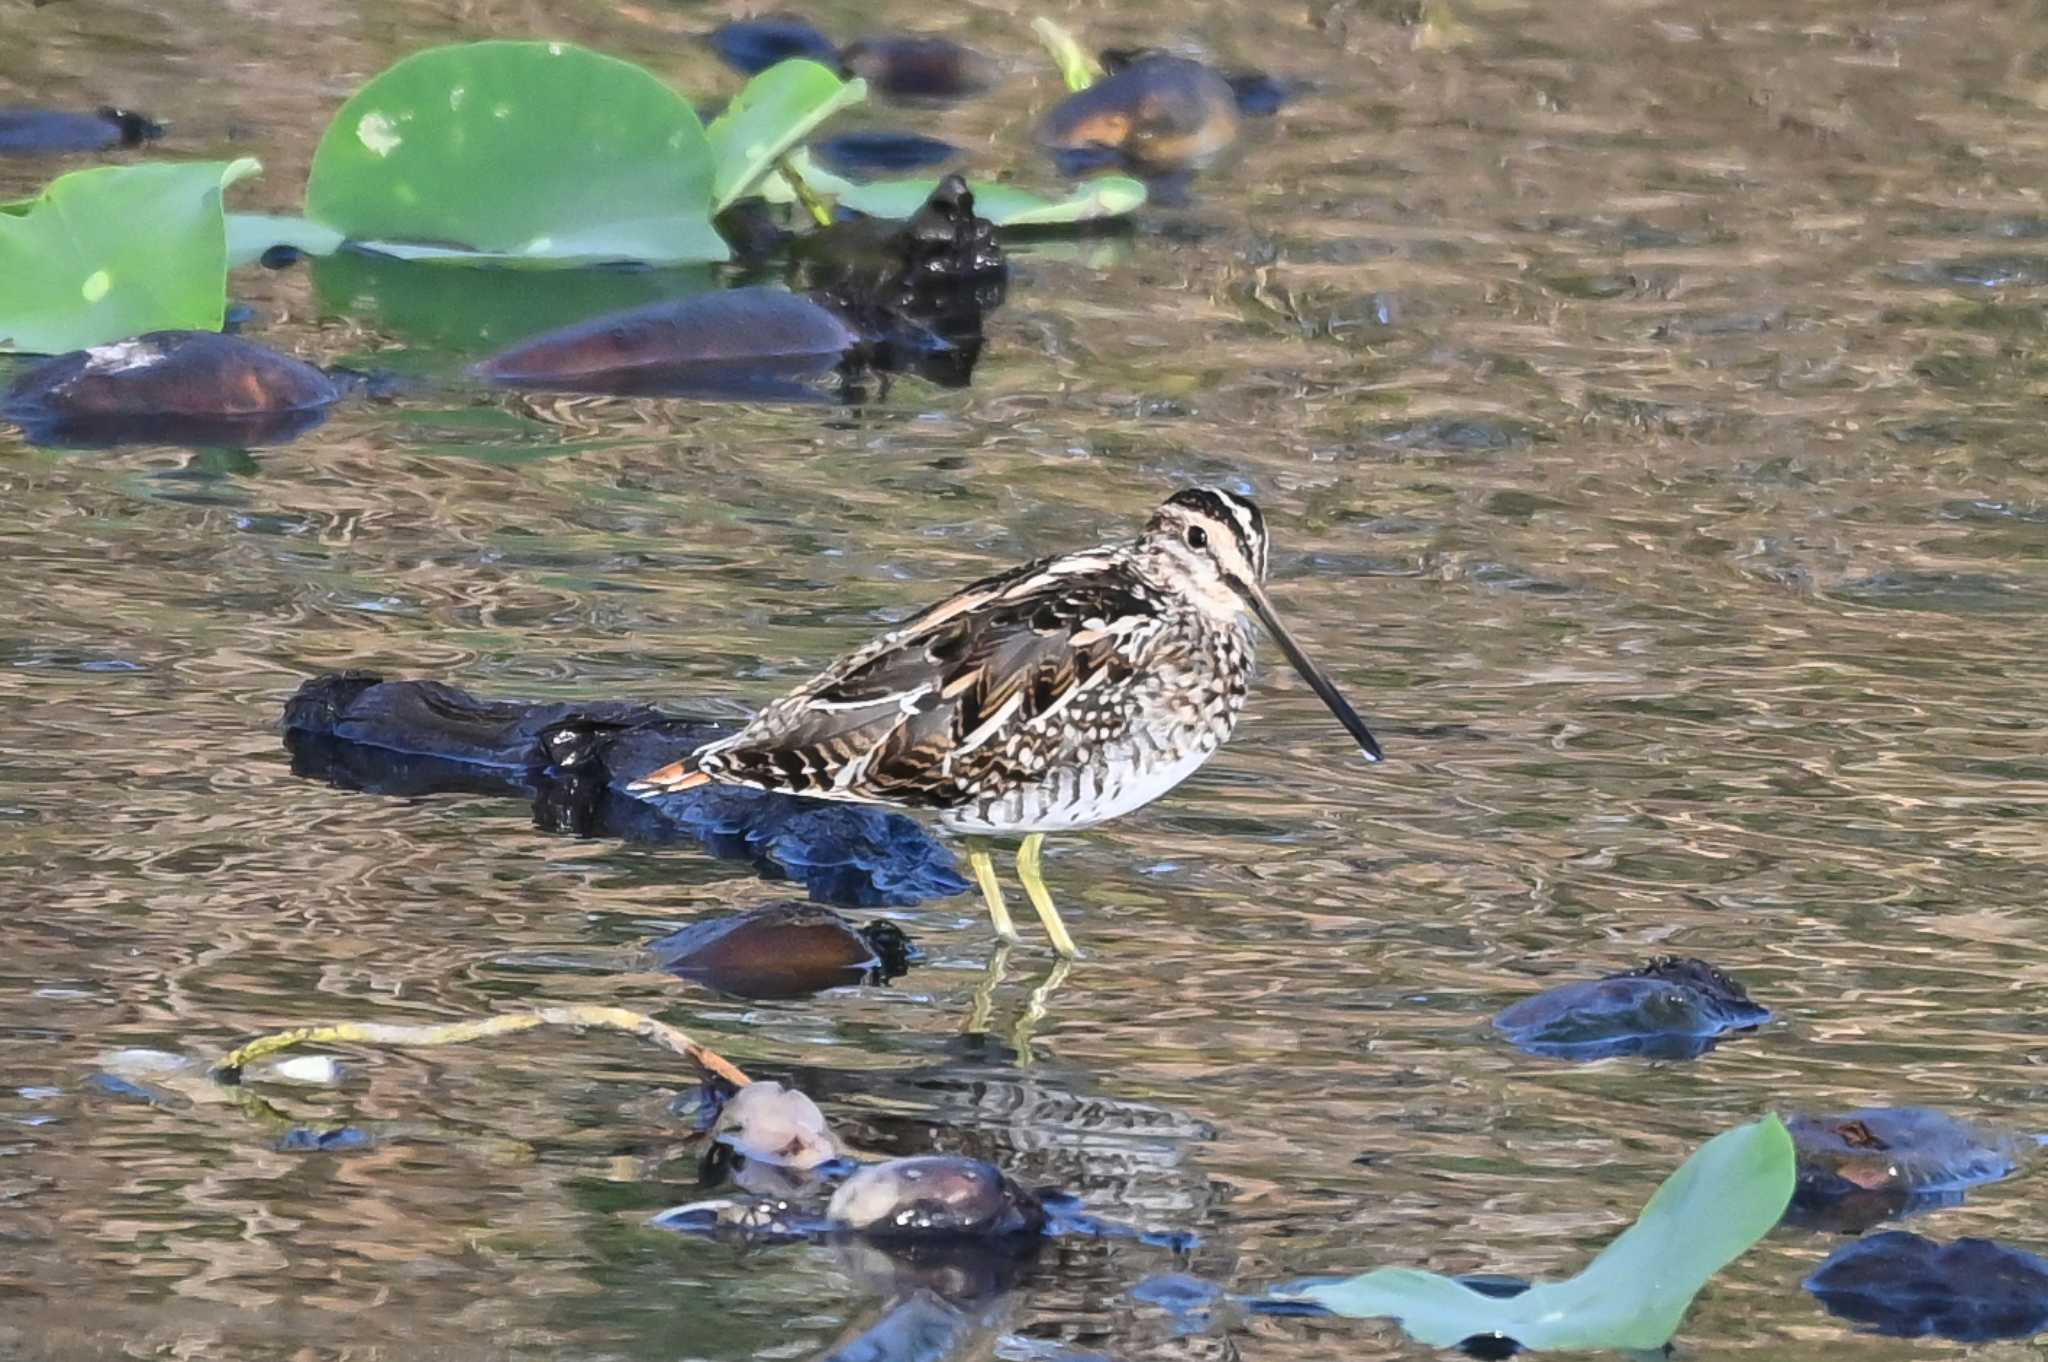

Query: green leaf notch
[[225, 213, 345, 269], [1277, 1115, 1796, 1353], [303, 41, 727, 266], [0, 158, 261, 354]]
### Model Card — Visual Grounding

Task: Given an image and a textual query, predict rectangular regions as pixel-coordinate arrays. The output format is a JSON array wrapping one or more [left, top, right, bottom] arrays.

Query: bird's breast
[[939, 621, 1253, 834]]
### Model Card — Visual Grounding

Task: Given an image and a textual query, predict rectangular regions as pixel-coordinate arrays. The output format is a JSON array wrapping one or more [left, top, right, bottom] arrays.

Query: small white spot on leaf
[[356, 111, 402, 157], [492, 103, 512, 120], [547, 42, 564, 55], [448, 84, 468, 111], [79, 270, 111, 303]]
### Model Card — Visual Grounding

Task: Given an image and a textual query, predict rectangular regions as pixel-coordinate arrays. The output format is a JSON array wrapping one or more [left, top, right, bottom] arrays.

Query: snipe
[[629, 487, 1383, 956]]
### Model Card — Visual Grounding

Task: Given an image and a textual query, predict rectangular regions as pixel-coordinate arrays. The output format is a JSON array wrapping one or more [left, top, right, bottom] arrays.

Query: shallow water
[[4, 0, 2048, 1358]]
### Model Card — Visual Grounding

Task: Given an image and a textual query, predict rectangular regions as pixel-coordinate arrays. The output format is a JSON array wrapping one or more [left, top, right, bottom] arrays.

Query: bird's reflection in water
[[817, 1238, 1040, 1362], [962, 946, 1074, 1063]]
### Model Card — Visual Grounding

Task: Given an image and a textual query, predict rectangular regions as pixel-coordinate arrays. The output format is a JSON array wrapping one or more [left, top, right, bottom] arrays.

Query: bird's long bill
[[1239, 579, 1385, 762]]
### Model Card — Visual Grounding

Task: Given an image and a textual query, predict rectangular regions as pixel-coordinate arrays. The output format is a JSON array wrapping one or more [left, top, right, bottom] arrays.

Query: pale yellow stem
[[212, 1006, 752, 1088]]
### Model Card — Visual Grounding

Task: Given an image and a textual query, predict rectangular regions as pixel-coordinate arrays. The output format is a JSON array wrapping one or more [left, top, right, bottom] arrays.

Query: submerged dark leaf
[[651, 902, 912, 999], [1805, 1232, 2048, 1342], [814, 130, 960, 175], [1784, 1106, 2029, 1230], [1095, 47, 1294, 115], [839, 35, 998, 101], [275, 1125, 375, 1153], [2, 330, 339, 448], [1492, 957, 1770, 1061], [0, 106, 163, 155], [469, 286, 859, 396], [704, 16, 840, 76], [1790, 1107, 2027, 1195], [1040, 54, 1240, 175], [81, 1072, 182, 1106], [281, 673, 968, 908], [792, 174, 1004, 335], [1223, 70, 1293, 116], [829, 1156, 1046, 1238]]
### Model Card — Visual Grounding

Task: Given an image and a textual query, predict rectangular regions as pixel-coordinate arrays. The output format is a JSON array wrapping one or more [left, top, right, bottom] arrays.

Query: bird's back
[[684, 548, 1252, 825]]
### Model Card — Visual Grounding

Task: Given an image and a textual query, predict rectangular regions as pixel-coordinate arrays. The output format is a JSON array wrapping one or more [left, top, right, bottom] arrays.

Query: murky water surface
[[5, 0, 2048, 1357]]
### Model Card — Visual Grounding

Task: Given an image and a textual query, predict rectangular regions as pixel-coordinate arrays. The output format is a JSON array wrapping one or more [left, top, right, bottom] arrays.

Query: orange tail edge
[[625, 760, 711, 794]]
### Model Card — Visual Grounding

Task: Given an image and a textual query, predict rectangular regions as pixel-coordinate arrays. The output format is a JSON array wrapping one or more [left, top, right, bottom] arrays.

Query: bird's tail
[[625, 758, 712, 796]]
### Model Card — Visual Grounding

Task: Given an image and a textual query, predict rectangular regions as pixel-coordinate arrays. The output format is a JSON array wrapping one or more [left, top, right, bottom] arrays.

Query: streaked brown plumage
[[629, 488, 1382, 956]]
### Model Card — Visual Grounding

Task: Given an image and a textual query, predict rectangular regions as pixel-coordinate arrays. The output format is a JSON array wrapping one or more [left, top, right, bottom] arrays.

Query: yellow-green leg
[[1015, 833, 1083, 959], [966, 838, 1022, 944]]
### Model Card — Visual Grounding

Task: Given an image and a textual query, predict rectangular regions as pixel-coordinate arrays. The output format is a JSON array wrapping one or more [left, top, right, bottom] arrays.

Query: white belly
[[938, 736, 1221, 835]]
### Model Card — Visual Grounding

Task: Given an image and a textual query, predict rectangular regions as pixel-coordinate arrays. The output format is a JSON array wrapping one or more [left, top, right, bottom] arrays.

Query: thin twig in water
[[212, 1006, 752, 1088]]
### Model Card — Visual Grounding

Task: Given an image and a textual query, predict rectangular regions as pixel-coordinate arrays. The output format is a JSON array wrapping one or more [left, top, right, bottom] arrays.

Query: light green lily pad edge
[[772, 148, 1147, 226], [0, 158, 261, 354], [1277, 1115, 1796, 1353]]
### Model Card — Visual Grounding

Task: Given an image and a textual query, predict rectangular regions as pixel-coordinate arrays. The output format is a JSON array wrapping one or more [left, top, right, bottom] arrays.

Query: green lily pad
[[225, 213, 345, 269], [304, 41, 727, 266], [830, 172, 1146, 226], [706, 59, 868, 214], [1279, 1115, 1795, 1353], [0, 158, 260, 354]]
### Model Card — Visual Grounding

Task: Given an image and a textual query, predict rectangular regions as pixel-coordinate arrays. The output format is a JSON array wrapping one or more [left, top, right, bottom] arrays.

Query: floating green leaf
[[0, 158, 260, 354], [225, 213, 345, 269], [1279, 1116, 1795, 1353], [304, 41, 727, 266], [764, 149, 1145, 227], [706, 59, 867, 214], [833, 173, 1146, 226], [1031, 17, 1103, 93], [766, 150, 1144, 225]]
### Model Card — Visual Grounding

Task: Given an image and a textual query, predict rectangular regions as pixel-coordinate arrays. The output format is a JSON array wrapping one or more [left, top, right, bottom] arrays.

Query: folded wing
[[684, 556, 1158, 809]]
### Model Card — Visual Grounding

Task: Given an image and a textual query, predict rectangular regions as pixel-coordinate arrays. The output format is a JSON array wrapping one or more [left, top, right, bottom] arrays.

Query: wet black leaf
[[1493, 957, 1771, 1061]]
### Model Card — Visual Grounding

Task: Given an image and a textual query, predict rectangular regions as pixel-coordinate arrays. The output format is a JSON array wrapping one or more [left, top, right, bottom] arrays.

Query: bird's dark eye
[[1185, 525, 1209, 550]]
